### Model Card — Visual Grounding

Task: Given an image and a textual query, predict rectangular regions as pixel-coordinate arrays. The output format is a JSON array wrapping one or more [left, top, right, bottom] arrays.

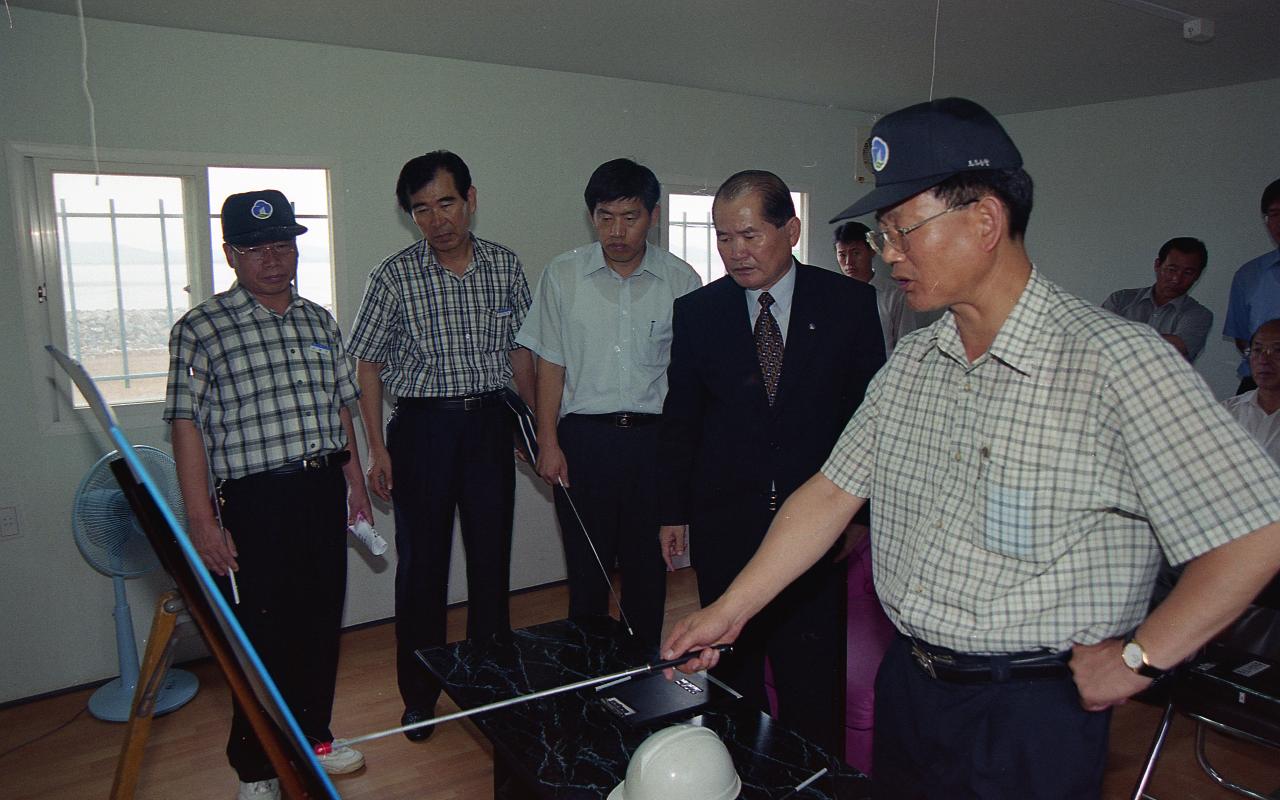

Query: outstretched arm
[[662, 473, 866, 672]]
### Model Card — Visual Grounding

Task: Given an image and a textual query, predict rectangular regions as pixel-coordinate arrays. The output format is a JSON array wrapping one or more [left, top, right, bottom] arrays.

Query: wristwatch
[[1121, 638, 1169, 679]]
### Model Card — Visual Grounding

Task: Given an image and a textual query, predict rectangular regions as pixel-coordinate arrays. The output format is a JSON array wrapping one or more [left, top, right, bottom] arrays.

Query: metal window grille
[[54, 194, 187, 399]]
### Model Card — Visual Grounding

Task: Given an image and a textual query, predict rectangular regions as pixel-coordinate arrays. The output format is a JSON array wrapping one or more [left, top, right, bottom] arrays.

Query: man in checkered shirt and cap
[[662, 98, 1280, 798], [165, 189, 371, 799]]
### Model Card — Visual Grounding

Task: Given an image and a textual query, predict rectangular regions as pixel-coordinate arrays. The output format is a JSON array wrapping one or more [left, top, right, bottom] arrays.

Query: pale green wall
[[5, 6, 1278, 705], [1004, 79, 1280, 398], [0, 9, 870, 702]]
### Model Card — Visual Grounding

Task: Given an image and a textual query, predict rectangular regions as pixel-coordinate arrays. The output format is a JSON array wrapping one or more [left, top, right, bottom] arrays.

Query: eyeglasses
[[1156, 265, 1200, 276], [229, 241, 297, 261], [865, 200, 977, 256], [1245, 344, 1280, 359]]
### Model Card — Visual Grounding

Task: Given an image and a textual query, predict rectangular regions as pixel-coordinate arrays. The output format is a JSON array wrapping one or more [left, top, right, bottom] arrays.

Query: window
[[49, 171, 193, 408], [663, 188, 809, 284], [9, 144, 336, 426]]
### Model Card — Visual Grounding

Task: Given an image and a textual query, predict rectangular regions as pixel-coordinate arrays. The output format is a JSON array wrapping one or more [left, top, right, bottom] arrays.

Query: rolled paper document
[[348, 516, 388, 556]]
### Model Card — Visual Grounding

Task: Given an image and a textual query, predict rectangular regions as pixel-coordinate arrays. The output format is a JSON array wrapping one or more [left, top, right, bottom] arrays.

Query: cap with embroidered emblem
[[831, 97, 1022, 222], [221, 189, 308, 245]]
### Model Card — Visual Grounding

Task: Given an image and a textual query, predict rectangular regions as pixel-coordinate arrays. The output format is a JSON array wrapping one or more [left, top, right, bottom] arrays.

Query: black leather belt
[[573, 412, 661, 428], [397, 389, 505, 412], [908, 638, 1070, 684], [249, 450, 351, 480]]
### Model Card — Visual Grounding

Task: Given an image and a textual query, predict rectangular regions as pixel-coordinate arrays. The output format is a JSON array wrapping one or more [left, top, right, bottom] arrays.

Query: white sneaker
[[317, 744, 365, 775], [237, 779, 280, 800]]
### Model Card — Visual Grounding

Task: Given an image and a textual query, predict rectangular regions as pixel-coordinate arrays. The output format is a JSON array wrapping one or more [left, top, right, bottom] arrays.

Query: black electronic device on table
[[598, 669, 740, 727]]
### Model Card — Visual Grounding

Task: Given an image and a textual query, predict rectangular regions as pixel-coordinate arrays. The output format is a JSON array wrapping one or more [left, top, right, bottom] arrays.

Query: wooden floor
[[1, 568, 1276, 799]]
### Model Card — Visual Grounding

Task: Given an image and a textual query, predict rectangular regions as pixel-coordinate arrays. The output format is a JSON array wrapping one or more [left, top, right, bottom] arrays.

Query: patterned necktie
[[755, 291, 784, 405]]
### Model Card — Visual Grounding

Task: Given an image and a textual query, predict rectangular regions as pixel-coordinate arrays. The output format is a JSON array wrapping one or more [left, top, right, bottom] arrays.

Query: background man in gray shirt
[[1102, 236, 1212, 360]]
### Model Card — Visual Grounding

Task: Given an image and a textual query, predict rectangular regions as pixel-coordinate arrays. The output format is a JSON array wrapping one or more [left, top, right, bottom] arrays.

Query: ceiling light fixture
[[1103, 0, 1215, 42]]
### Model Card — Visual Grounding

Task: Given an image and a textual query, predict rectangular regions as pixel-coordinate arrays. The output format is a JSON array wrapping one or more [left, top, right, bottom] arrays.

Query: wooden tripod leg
[[110, 590, 184, 800]]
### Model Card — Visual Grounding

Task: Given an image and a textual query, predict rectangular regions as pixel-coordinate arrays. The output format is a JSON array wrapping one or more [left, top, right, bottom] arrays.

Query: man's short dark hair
[[833, 221, 870, 246], [395, 151, 472, 214], [713, 170, 795, 228], [584, 159, 660, 214], [1262, 178, 1280, 214], [1157, 237, 1208, 271], [926, 168, 1034, 240]]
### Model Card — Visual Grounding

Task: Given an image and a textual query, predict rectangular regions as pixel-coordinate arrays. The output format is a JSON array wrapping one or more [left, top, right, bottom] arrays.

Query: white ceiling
[[11, 0, 1280, 115]]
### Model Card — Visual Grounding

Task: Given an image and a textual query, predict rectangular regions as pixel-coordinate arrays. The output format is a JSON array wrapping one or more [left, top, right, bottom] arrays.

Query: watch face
[[1122, 641, 1144, 669]]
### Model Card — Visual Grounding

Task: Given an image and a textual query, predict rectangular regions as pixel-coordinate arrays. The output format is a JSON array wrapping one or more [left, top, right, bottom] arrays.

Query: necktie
[[755, 291, 784, 405]]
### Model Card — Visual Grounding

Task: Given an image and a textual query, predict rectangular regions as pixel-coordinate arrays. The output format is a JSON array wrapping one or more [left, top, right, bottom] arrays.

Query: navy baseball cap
[[221, 189, 308, 245], [830, 97, 1022, 222]]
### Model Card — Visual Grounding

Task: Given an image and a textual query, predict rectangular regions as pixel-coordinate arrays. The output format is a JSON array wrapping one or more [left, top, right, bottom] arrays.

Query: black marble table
[[417, 616, 871, 799]]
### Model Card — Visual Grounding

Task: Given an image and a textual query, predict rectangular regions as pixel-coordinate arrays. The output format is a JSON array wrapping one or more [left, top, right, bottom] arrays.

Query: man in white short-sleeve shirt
[[516, 159, 700, 650]]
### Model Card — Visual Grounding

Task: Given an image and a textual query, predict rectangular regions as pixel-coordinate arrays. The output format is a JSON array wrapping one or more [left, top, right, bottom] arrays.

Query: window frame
[[6, 142, 341, 434]]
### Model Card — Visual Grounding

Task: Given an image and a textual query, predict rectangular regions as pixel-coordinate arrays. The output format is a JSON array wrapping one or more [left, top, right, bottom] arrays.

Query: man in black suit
[[658, 170, 884, 751]]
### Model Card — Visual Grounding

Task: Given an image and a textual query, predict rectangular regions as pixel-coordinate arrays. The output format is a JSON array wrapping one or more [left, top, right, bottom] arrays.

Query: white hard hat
[[607, 724, 742, 800]]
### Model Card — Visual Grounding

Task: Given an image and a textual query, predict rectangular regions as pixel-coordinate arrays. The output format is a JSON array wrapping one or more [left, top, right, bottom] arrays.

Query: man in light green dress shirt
[[517, 159, 700, 649]]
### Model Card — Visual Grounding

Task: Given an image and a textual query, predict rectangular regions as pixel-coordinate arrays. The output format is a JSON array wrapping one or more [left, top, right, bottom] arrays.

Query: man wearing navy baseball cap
[[664, 98, 1280, 798], [165, 189, 372, 798]]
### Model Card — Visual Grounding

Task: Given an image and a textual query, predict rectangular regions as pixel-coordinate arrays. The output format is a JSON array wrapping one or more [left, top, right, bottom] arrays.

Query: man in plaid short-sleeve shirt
[[663, 99, 1280, 799], [347, 151, 535, 741], [165, 190, 372, 797]]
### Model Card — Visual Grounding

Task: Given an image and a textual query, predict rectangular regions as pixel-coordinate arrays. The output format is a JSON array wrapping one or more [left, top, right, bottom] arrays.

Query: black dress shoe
[[401, 708, 435, 742]]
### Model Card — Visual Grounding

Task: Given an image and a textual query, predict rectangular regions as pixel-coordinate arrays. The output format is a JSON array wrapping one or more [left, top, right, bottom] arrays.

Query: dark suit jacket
[[659, 261, 885, 587]]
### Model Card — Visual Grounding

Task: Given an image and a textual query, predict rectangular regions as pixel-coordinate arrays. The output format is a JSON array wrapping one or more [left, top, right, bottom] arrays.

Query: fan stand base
[[89, 669, 199, 722]]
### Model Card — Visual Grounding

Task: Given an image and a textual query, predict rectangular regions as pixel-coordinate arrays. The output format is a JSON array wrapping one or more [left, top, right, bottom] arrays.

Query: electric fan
[[71, 445, 199, 722]]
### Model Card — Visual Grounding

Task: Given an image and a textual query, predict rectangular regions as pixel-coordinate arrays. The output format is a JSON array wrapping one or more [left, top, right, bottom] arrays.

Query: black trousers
[[872, 636, 1111, 799], [693, 505, 847, 755], [217, 466, 348, 782], [554, 414, 666, 651], [389, 403, 514, 711]]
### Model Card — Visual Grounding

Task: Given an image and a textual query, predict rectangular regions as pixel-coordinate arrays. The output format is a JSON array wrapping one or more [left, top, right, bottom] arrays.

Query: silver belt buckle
[[911, 642, 937, 679], [303, 456, 322, 470], [463, 395, 481, 411]]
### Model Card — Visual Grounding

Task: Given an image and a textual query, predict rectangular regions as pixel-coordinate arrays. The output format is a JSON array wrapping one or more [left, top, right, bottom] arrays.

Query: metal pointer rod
[[556, 476, 635, 637], [504, 391, 634, 637], [779, 766, 829, 799], [314, 644, 733, 754]]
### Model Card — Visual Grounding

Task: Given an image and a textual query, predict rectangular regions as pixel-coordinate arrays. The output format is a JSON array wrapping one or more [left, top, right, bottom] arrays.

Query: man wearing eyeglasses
[[165, 189, 372, 799], [663, 99, 1280, 799], [1224, 178, 1280, 393], [1222, 319, 1280, 635], [347, 151, 535, 744], [1224, 319, 1280, 464], [1101, 237, 1212, 361]]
